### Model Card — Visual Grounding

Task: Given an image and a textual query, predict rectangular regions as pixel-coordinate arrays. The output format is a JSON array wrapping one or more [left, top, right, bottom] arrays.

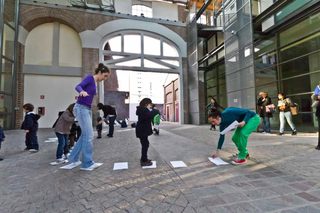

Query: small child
[[96, 117, 103, 139], [0, 124, 5, 161], [153, 106, 161, 135], [136, 98, 158, 166], [21, 103, 41, 153]]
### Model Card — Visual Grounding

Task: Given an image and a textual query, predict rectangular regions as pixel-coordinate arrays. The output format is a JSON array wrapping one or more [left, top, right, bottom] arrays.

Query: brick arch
[[19, 5, 87, 33]]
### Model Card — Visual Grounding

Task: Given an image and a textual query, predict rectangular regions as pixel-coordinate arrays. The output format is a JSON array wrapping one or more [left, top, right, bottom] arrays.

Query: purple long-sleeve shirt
[[75, 75, 97, 108]]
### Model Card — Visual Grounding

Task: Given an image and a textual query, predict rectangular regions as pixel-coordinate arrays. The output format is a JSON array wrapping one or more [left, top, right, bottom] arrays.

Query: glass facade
[[254, 10, 320, 132], [0, 0, 18, 129]]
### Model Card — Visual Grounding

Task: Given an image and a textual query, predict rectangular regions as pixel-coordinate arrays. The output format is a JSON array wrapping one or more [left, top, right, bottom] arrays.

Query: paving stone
[[244, 173, 265, 180], [223, 202, 263, 213], [200, 195, 226, 207], [269, 185, 298, 195], [191, 186, 223, 198], [282, 176, 306, 183], [174, 194, 189, 207], [280, 205, 320, 213], [243, 188, 278, 200], [182, 206, 196, 213], [252, 197, 292, 212], [139, 205, 153, 213], [168, 205, 185, 213], [219, 192, 250, 203], [247, 180, 270, 188], [295, 192, 320, 202]]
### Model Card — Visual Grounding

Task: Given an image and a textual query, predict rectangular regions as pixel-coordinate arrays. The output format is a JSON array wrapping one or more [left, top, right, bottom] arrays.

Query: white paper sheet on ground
[[142, 161, 156, 169], [113, 162, 128, 170], [208, 157, 229, 165], [116, 129, 132, 132], [80, 163, 103, 171], [49, 138, 58, 141], [220, 121, 239, 135], [60, 162, 81, 169], [170, 161, 187, 168], [45, 140, 57, 143], [50, 160, 68, 166]]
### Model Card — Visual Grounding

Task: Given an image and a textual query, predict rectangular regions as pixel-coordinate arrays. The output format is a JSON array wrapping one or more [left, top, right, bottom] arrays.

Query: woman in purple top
[[68, 63, 110, 170]]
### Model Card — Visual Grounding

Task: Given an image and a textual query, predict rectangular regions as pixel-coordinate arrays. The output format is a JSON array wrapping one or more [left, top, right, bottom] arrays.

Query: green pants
[[232, 115, 260, 159]]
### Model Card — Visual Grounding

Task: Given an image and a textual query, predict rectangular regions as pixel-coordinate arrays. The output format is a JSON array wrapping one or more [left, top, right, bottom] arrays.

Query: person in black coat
[[257, 92, 273, 134], [136, 98, 158, 166], [316, 94, 320, 150], [21, 103, 41, 152]]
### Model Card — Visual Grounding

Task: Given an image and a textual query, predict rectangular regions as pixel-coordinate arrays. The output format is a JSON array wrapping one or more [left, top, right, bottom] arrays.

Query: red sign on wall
[[40, 95, 45, 99], [75, 96, 78, 100]]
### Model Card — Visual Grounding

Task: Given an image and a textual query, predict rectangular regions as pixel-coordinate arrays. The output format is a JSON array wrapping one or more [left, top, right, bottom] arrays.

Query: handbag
[[290, 103, 298, 115], [266, 104, 276, 113], [312, 101, 319, 109]]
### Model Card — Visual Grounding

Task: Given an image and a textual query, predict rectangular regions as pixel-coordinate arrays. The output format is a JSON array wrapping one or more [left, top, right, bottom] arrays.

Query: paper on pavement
[[142, 161, 156, 169], [208, 157, 229, 165], [170, 161, 187, 168], [113, 162, 128, 170], [220, 120, 239, 135], [60, 161, 81, 169]]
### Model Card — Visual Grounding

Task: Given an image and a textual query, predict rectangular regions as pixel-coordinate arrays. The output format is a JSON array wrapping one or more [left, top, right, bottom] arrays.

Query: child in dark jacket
[[0, 125, 5, 161], [21, 103, 41, 153], [96, 117, 103, 139], [136, 98, 158, 166]]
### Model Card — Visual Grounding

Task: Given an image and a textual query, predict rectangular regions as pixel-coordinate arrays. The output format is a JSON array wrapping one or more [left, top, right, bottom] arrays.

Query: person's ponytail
[[95, 63, 110, 74]]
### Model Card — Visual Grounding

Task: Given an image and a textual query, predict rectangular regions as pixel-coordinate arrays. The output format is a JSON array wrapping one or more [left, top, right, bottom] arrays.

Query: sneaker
[[80, 163, 102, 171], [262, 131, 267, 134], [231, 158, 246, 165], [277, 132, 284, 136], [97, 137, 101, 139], [22, 148, 30, 151], [106, 135, 113, 138], [140, 159, 152, 164], [56, 158, 66, 164], [315, 146, 320, 150], [291, 131, 297, 136], [141, 161, 153, 166], [70, 160, 81, 167], [29, 149, 39, 153], [0, 158, 3, 161], [63, 153, 70, 159], [232, 153, 250, 159]]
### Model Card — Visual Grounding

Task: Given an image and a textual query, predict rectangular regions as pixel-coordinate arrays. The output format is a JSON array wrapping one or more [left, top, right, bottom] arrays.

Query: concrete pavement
[[0, 122, 320, 213]]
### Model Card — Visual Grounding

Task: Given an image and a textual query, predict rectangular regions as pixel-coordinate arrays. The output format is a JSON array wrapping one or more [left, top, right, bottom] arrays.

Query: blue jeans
[[107, 115, 117, 137], [55, 132, 69, 159], [68, 103, 94, 168], [279, 111, 296, 133], [262, 117, 271, 133]]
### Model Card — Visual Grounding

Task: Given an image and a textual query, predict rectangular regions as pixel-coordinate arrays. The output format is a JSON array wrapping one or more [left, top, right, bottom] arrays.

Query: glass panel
[[124, 35, 141, 54], [144, 59, 169, 69], [4, 0, 15, 26], [0, 94, 12, 113], [218, 74, 226, 84], [279, 32, 320, 63], [275, 0, 312, 23], [218, 49, 224, 59], [163, 42, 179, 57], [255, 66, 277, 86], [255, 51, 277, 71], [1, 59, 13, 94], [218, 63, 225, 75], [207, 87, 218, 96], [280, 52, 320, 79], [0, 114, 11, 130], [254, 36, 276, 58], [115, 59, 141, 67], [280, 72, 320, 95], [2, 24, 15, 60], [132, 5, 152, 18], [107, 35, 121, 52], [160, 60, 179, 67], [207, 35, 216, 52], [144, 36, 160, 55], [208, 55, 217, 65], [206, 69, 215, 80], [256, 82, 278, 99], [218, 95, 227, 109], [206, 77, 217, 88], [279, 12, 320, 47], [219, 83, 226, 94]]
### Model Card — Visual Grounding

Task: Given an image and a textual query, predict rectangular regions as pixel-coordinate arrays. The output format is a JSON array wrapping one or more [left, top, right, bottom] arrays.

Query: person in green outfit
[[209, 107, 260, 165]]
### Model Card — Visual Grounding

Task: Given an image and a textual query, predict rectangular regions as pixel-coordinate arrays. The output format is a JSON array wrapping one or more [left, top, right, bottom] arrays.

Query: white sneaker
[[63, 153, 70, 160], [70, 161, 81, 167], [80, 163, 103, 171], [56, 158, 66, 164], [262, 132, 267, 134], [29, 149, 38, 153]]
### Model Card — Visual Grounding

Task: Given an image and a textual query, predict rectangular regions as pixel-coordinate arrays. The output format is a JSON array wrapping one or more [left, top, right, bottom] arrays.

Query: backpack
[[120, 120, 127, 128], [290, 103, 299, 115], [52, 111, 64, 128]]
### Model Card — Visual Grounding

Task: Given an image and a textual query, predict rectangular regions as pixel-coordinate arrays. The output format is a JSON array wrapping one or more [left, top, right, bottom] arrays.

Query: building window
[[132, 5, 152, 18]]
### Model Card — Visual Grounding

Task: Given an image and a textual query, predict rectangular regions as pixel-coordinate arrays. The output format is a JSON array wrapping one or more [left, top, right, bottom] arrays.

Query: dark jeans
[[107, 115, 116, 137], [69, 134, 75, 148], [97, 130, 102, 138], [139, 136, 149, 162], [318, 117, 320, 147], [262, 117, 271, 133], [55, 132, 69, 159], [25, 131, 39, 150]]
